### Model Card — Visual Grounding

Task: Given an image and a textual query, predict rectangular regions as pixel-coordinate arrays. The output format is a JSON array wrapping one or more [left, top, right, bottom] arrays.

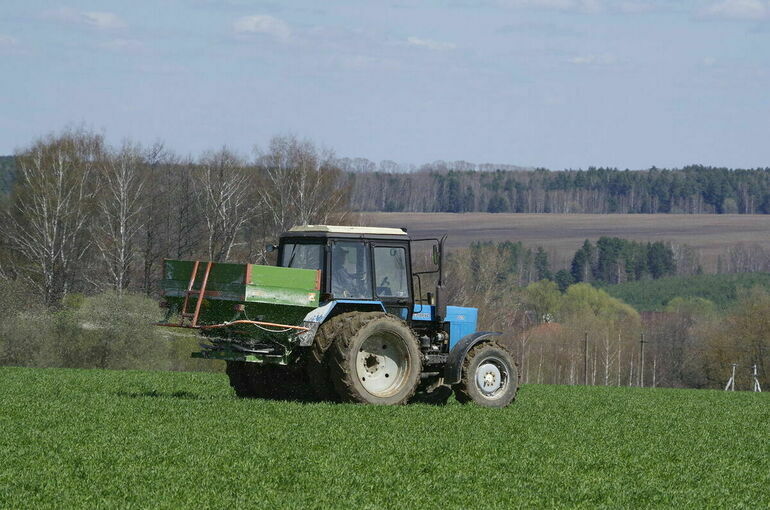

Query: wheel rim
[[356, 331, 410, 397], [475, 356, 509, 399]]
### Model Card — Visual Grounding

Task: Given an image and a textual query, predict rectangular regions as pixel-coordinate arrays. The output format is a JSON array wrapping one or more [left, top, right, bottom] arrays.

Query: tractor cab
[[276, 225, 415, 320]]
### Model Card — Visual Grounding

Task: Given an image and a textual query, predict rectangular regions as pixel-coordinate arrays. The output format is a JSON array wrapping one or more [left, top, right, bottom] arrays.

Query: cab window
[[374, 246, 409, 298], [331, 242, 372, 299], [281, 243, 323, 270]]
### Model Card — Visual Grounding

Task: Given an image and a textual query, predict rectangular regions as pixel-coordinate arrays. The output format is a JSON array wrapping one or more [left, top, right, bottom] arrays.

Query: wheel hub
[[475, 361, 504, 396], [356, 334, 409, 397], [364, 354, 380, 374]]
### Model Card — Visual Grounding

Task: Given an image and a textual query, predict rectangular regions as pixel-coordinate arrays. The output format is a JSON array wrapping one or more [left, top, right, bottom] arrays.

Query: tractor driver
[[331, 244, 368, 298]]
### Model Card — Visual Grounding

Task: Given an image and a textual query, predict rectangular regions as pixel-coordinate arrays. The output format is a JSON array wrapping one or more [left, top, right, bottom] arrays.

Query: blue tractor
[[159, 225, 519, 406]]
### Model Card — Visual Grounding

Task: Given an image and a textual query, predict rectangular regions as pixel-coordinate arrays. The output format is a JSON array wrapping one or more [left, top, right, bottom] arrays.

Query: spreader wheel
[[453, 341, 519, 408]]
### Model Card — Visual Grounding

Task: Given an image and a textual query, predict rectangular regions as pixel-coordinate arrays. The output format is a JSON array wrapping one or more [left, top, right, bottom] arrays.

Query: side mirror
[[432, 244, 439, 265], [265, 244, 277, 253]]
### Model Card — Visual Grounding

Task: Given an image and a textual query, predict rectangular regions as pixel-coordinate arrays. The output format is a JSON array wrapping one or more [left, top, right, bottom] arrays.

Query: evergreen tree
[[554, 269, 574, 292], [534, 246, 552, 281]]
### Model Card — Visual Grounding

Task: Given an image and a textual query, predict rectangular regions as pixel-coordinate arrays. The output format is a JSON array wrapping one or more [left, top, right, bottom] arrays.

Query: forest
[[346, 163, 770, 214], [6, 153, 770, 215]]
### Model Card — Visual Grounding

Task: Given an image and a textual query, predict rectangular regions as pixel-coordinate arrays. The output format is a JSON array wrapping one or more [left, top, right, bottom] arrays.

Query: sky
[[1, 0, 769, 169]]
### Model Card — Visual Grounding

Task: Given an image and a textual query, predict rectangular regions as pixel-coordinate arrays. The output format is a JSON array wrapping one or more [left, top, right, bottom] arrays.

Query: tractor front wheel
[[330, 312, 421, 405], [453, 341, 519, 407]]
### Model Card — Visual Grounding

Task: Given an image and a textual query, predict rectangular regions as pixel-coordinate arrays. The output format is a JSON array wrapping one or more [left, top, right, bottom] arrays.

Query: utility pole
[[724, 363, 737, 391], [584, 331, 589, 386], [639, 333, 647, 388], [752, 364, 762, 392]]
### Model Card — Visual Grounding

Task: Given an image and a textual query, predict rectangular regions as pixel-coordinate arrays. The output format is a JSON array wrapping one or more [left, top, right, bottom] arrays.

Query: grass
[[365, 212, 770, 271], [1, 366, 768, 509], [602, 272, 770, 311]]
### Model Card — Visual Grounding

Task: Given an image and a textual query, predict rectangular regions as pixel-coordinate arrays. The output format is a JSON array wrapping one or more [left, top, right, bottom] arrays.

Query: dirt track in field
[[364, 212, 770, 270]]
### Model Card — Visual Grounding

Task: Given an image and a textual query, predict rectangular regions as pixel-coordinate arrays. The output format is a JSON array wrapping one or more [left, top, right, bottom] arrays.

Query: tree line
[[347, 164, 770, 214], [461, 237, 684, 294], [0, 129, 350, 306], [8, 153, 770, 216]]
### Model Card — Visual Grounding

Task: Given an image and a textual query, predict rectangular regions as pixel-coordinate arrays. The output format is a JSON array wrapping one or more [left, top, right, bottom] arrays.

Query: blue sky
[[1, 0, 769, 169]]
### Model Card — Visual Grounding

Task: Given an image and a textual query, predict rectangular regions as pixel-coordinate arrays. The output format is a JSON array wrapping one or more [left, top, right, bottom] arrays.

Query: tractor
[[157, 225, 519, 406]]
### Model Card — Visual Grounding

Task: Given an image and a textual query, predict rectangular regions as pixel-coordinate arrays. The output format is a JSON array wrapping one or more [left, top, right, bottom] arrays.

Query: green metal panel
[[160, 259, 320, 328], [161, 260, 320, 307], [244, 264, 320, 307]]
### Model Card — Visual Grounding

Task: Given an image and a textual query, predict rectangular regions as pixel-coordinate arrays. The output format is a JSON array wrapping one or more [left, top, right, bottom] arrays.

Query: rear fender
[[443, 332, 502, 384], [294, 300, 386, 346]]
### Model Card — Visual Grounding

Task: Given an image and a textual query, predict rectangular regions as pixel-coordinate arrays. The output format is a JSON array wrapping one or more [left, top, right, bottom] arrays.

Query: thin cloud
[[501, 0, 603, 14], [43, 8, 126, 30], [82, 12, 125, 29], [568, 53, 617, 65], [406, 36, 456, 50], [0, 34, 19, 47], [233, 15, 291, 41], [99, 39, 147, 53], [700, 0, 768, 20], [617, 1, 655, 14]]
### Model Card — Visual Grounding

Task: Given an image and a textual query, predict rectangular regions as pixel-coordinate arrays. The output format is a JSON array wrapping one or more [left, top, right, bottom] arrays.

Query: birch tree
[[194, 148, 255, 262], [94, 142, 146, 294], [1, 131, 102, 305], [256, 135, 349, 235]]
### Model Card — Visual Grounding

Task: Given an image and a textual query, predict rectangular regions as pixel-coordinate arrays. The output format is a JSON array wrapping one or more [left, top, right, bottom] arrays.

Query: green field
[[1, 367, 768, 509], [602, 272, 770, 311]]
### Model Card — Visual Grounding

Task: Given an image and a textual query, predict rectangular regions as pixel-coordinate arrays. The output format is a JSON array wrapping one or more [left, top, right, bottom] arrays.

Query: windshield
[[280, 243, 324, 270]]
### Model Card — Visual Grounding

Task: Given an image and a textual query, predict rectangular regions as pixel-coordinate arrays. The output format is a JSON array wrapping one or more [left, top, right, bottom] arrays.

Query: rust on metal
[[180, 260, 201, 324], [191, 261, 214, 327]]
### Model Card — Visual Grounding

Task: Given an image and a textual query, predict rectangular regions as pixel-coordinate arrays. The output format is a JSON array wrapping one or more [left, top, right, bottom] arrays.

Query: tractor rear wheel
[[226, 361, 310, 401], [330, 312, 421, 405], [453, 341, 519, 408]]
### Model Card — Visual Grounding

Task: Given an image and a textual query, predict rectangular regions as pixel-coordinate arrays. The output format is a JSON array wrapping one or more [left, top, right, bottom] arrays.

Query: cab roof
[[287, 225, 408, 236]]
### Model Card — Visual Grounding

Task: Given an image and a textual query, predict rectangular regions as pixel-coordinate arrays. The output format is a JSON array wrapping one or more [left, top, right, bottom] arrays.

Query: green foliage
[[534, 246, 551, 281], [523, 280, 561, 322], [603, 272, 770, 311], [561, 283, 640, 324], [554, 269, 574, 292], [664, 296, 717, 317], [571, 237, 675, 285], [1, 367, 768, 508], [571, 239, 595, 283]]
